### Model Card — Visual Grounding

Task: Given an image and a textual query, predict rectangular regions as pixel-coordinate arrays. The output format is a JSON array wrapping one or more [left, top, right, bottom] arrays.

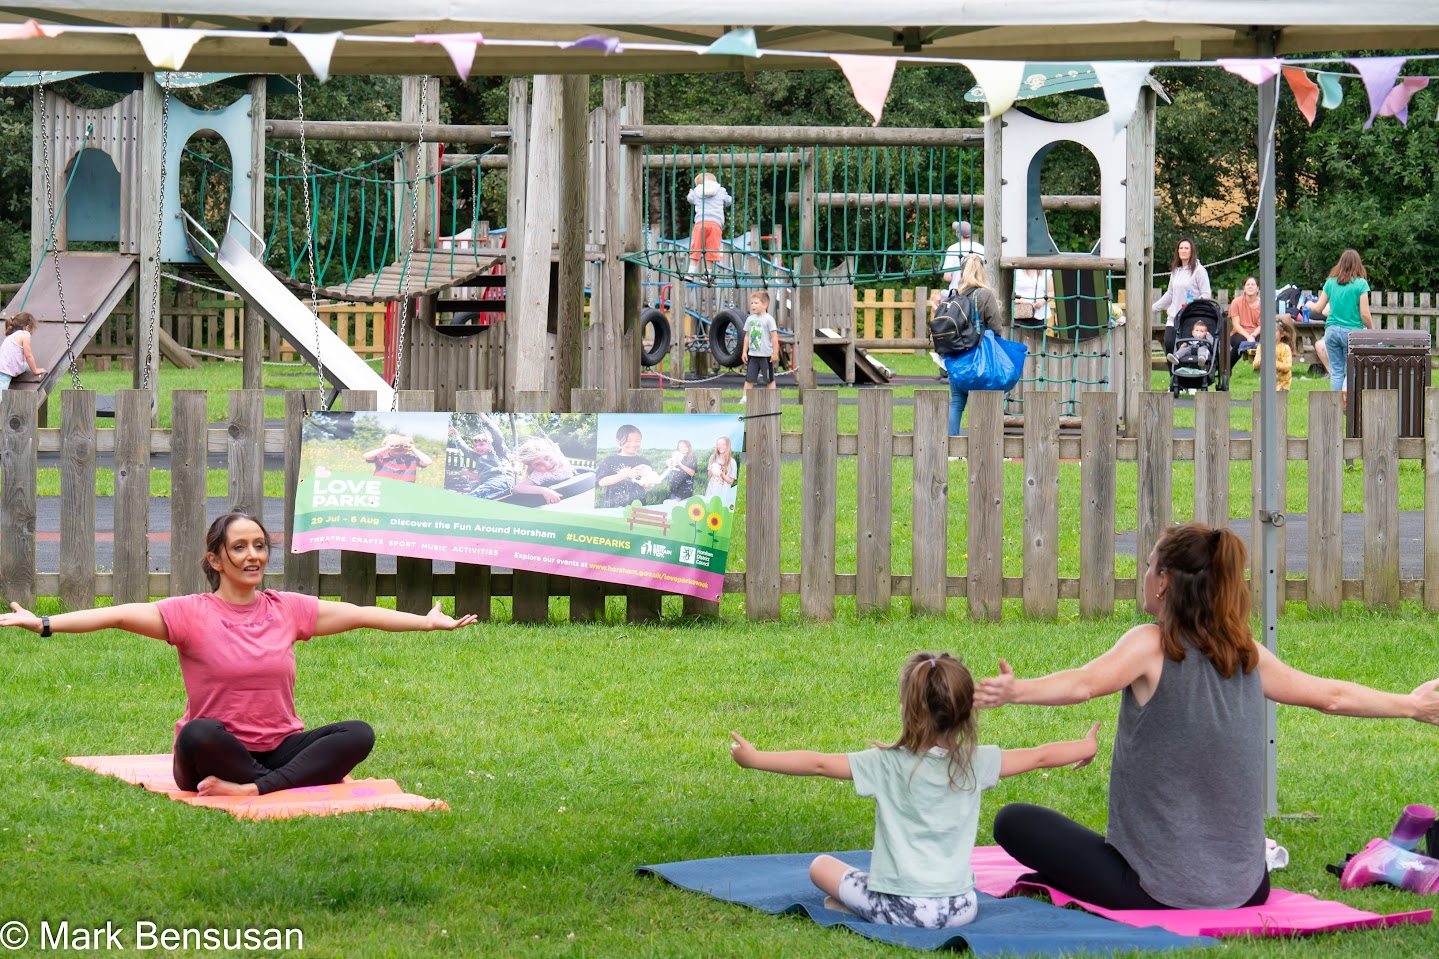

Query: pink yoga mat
[[970, 845, 1431, 937], [66, 754, 449, 821]]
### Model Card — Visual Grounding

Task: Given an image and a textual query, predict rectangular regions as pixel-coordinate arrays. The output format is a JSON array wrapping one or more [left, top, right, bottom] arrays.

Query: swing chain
[[143, 77, 170, 393], [391, 77, 427, 411], [296, 74, 327, 396], [36, 80, 84, 393]]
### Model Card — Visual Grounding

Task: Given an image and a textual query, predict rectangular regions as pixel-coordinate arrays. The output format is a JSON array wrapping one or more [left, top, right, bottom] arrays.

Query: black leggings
[[173, 718, 375, 795], [993, 803, 1270, 910]]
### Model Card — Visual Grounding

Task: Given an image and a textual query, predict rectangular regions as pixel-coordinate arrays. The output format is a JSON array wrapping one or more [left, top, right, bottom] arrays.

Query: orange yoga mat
[[65, 754, 450, 821]]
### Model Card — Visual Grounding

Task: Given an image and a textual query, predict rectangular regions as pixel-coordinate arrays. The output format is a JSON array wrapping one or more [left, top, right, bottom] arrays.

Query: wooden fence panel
[[453, 389, 496, 620], [1, 390, 39, 608], [112, 390, 152, 604], [968, 391, 1004, 621], [1193, 392, 1230, 527], [1363, 390, 1400, 608], [745, 388, 783, 620], [283, 390, 323, 595], [1308, 391, 1344, 610], [910, 389, 948, 615], [59, 390, 96, 609], [800, 389, 837, 620], [1135, 392, 1173, 587], [227, 390, 265, 518], [1022, 391, 1059, 618], [1249, 392, 1289, 606], [338, 390, 379, 606], [170, 390, 210, 598], [395, 390, 436, 614], [682, 388, 723, 618], [1080, 391, 1117, 616], [856, 389, 894, 614], [512, 390, 553, 624]]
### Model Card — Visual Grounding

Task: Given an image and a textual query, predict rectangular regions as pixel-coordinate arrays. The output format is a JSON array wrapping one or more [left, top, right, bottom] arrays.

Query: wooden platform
[[278, 250, 504, 303]]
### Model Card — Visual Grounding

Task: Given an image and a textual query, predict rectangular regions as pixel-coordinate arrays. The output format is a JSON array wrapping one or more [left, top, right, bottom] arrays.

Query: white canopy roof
[[2, 2, 1438, 75]]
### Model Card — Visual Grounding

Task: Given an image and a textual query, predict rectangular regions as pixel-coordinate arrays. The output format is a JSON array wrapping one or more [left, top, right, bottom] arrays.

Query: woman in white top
[[1012, 269, 1055, 330], [1152, 238, 1212, 361]]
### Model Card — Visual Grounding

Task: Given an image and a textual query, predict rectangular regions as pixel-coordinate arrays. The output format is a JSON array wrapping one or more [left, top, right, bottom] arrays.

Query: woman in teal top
[[1312, 249, 1373, 395]]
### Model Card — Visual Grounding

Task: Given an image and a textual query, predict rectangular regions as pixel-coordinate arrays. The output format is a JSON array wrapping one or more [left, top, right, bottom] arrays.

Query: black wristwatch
[[40, 615, 51, 638]]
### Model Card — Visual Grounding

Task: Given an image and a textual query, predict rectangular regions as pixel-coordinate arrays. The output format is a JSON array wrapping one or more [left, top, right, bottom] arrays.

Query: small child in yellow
[[1251, 320, 1294, 390]]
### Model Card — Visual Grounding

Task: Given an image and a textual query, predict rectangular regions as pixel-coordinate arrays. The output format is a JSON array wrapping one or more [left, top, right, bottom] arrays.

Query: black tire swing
[[708, 308, 744, 367], [639, 307, 672, 367]]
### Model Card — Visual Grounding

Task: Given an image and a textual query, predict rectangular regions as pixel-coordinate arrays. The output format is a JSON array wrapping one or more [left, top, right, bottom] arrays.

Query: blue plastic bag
[[947, 329, 1027, 393]]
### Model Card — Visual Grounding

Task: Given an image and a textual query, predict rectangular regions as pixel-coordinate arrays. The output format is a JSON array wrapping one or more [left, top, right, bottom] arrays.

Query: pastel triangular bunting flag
[[564, 34, 623, 54], [1351, 57, 1406, 129], [1282, 67, 1320, 125], [417, 33, 484, 81], [134, 28, 207, 71], [1379, 77, 1429, 126], [831, 55, 898, 126], [962, 60, 1026, 120], [1091, 61, 1154, 134], [703, 28, 759, 58], [1317, 72, 1344, 109], [0, 18, 42, 40], [284, 32, 342, 83], [1219, 58, 1282, 85]]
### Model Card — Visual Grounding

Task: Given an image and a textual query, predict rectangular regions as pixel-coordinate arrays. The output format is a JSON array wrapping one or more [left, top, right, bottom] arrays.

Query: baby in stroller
[[1166, 299, 1225, 394], [1168, 319, 1214, 369]]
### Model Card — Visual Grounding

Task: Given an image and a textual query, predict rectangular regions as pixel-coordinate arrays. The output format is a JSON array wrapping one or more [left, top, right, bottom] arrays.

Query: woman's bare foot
[[196, 776, 259, 797]]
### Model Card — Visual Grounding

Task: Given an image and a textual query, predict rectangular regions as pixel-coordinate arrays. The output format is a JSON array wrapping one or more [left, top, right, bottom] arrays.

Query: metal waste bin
[[1346, 328, 1431, 437]]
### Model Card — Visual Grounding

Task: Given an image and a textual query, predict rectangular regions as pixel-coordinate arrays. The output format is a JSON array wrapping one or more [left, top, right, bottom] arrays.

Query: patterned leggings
[[837, 869, 978, 929]]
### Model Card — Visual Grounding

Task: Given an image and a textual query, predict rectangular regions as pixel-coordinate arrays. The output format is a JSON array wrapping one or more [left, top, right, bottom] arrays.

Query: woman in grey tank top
[[973, 522, 1439, 910]]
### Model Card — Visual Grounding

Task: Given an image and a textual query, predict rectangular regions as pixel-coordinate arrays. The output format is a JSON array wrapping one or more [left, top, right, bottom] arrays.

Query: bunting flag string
[[1091, 61, 1154, 133], [1220, 58, 1282, 85], [1352, 57, 1407, 129], [1282, 66, 1320, 125], [831, 54, 897, 126], [416, 33, 484, 81], [962, 60, 1025, 120]]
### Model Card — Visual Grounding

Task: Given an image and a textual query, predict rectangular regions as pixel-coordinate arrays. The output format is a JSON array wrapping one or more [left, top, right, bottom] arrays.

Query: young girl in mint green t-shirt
[[1313, 248, 1373, 395], [729, 651, 1101, 930]]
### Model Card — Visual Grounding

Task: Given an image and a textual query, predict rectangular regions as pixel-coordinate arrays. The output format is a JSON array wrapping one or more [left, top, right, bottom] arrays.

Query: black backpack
[[929, 289, 983, 356]]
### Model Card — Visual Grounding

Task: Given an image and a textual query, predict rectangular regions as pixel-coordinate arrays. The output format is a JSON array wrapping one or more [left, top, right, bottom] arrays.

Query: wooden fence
[[1, 385, 1434, 619]]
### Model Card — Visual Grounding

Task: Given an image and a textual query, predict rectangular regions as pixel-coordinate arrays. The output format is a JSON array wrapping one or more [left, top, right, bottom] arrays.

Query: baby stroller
[[1168, 298, 1226, 394]]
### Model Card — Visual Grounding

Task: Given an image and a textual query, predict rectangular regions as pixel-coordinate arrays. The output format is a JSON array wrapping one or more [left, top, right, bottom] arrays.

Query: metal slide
[[183, 211, 395, 408], [0, 253, 138, 397]]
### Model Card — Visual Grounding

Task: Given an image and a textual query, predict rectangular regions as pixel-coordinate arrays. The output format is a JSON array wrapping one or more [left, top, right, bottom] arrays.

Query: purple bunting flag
[[1350, 57, 1407, 129]]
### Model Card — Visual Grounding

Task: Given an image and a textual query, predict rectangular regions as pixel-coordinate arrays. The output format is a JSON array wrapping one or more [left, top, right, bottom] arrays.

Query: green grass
[[4, 605, 1439, 957]]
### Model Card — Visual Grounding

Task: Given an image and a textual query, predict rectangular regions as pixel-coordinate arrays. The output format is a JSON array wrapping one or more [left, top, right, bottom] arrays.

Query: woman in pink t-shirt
[[1, 511, 476, 797]]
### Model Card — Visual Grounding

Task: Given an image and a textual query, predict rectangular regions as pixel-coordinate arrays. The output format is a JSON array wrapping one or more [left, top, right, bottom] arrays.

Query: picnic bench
[[627, 507, 671, 535]]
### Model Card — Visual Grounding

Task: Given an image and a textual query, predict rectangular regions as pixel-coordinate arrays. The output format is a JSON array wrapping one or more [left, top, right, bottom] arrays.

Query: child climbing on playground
[[1166, 318, 1214, 369], [729, 651, 1101, 930], [686, 172, 732, 277], [449, 425, 515, 499], [741, 291, 779, 401], [363, 433, 433, 483], [1251, 319, 1295, 391], [0, 311, 46, 390]]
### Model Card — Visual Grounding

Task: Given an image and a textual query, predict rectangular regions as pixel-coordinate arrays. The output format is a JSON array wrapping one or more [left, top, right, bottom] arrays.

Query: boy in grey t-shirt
[[741, 290, 779, 401]]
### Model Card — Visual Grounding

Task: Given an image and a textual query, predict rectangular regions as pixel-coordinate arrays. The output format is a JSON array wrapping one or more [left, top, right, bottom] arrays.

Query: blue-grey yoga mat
[[637, 851, 1214, 955]]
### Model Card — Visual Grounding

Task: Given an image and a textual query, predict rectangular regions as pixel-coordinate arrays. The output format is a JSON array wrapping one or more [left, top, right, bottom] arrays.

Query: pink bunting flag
[[0, 18, 42, 40], [831, 54, 898, 126], [564, 34, 623, 54], [1281, 67, 1320, 125], [1219, 58, 1282, 85], [417, 32, 484, 81], [1379, 77, 1430, 125], [1351, 57, 1407, 129]]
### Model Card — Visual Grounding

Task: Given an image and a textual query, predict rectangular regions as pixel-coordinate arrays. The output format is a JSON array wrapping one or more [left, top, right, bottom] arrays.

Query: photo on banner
[[293, 410, 744, 601]]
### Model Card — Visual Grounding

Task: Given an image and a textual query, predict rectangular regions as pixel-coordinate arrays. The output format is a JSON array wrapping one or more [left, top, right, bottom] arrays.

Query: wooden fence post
[[745, 387, 783, 620], [338, 390, 378, 606], [800, 389, 837, 620], [1022, 390, 1059, 618], [512, 390, 553, 623], [112, 390, 152, 604], [227, 389, 265, 519], [1135, 392, 1173, 598], [395, 390, 436, 613], [0, 390, 39, 608], [967, 391, 1004, 621], [454, 390, 495, 620], [282, 390, 323, 595], [624, 388, 664, 623], [1080, 391, 1117, 616], [682, 388, 724, 618], [910, 389, 948, 615], [1193, 392, 1230, 527], [59, 390, 96, 609], [1307, 391, 1343, 610], [856, 389, 894, 614], [170, 390, 210, 598], [1363, 390, 1400, 608]]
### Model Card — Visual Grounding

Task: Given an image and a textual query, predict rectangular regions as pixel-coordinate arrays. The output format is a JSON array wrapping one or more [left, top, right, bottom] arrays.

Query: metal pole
[[1256, 33, 1281, 817]]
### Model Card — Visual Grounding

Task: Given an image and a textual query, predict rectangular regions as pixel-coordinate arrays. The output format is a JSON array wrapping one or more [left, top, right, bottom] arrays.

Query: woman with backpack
[[945, 258, 1006, 435]]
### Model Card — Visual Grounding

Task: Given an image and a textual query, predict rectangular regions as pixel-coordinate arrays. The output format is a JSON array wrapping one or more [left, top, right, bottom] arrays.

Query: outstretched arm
[[975, 624, 1162, 709], [313, 601, 477, 637], [0, 601, 168, 641], [999, 722, 1102, 777], [1257, 645, 1439, 723], [729, 732, 852, 780]]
